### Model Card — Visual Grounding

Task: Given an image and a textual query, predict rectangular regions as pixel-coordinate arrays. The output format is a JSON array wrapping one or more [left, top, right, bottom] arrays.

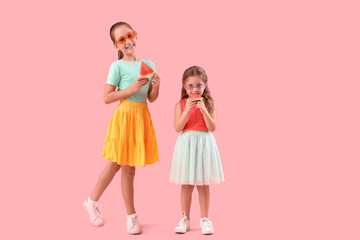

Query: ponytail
[[118, 50, 124, 60]]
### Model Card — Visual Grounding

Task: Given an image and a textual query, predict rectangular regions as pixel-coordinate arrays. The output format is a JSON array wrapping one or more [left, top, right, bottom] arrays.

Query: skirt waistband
[[119, 99, 148, 108], [182, 130, 209, 134]]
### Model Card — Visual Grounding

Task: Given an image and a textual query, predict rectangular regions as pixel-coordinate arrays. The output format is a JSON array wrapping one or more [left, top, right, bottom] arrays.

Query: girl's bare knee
[[121, 165, 135, 176], [196, 185, 209, 191], [182, 184, 195, 192], [107, 161, 121, 172]]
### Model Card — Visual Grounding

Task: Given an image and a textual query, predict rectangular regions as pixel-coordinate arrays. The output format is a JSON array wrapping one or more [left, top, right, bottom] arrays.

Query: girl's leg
[[197, 185, 210, 218], [121, 165, 136, 215], [90, 161, 121, 201], [181, 184, 195, 219]]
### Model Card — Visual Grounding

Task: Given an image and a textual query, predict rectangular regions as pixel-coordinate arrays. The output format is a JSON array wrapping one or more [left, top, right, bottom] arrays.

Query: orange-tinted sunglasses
[[116, 31, 137, 44]]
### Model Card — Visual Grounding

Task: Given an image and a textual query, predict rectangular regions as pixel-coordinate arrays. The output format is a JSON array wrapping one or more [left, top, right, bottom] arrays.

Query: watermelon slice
[[140, 61, 155, 78], [187, 94, 204, 103]]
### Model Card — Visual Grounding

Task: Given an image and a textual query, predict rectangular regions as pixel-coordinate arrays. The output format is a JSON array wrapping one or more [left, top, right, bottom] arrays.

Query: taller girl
[[84, 22, 160, 235]]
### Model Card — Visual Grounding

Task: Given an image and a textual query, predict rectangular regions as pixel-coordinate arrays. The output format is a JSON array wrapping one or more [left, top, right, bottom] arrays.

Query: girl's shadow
[[140, 223, 157, 233]]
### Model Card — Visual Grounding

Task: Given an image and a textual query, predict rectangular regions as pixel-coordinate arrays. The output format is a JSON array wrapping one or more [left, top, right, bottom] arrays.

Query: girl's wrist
[[201, 108, 209, 115], [182, 109, 191, 116], [184, 107, 192, 113], [151, 85, 159, 92]]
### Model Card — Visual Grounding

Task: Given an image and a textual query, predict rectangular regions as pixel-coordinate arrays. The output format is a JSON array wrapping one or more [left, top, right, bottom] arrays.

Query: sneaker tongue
[[201, 217, 211, 225]]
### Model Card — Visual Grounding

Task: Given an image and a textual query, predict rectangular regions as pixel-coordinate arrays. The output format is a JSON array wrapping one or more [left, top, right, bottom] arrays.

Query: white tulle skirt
[[169, 130, 224, 185]]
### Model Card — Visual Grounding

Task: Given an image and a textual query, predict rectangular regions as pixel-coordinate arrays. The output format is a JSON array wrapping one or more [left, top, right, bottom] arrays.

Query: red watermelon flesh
[[187, 94, 204, 102], [140, 61, 155, 78]]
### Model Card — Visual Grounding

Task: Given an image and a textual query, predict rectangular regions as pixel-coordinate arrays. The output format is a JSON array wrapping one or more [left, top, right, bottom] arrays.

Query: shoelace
[[129, 216, 137, 229], [88, 204, 101, 221], [176, 217, 188, 228], [95, 207, 101, 217], [201, 218, 213, 229]]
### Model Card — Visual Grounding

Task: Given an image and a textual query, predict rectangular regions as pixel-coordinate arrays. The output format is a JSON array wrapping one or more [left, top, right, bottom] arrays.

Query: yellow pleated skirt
[[102, 99, 159, 166]]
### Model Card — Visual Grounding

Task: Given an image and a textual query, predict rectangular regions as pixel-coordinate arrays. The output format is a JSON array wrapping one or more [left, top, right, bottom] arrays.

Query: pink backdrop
[[1, 0, 359, 239]]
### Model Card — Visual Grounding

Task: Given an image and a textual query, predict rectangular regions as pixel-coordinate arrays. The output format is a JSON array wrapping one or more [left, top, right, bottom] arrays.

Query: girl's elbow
[[103, 96, 110, 104], [149, 95, 158, 103], [174, 125, 182, 133], [208, 125, 217, 132]]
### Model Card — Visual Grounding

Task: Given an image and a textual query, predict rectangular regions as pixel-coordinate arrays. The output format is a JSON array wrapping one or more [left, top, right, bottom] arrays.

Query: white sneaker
[[127, 213, 142, 234], [174, 212, 190, 233], [200, 217, 214, 235], [83, 198, 104, 227]]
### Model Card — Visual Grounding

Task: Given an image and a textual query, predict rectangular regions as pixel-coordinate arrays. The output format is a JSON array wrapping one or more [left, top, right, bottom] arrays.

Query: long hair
[[181, 66, 215, 113], [109, 22, 134, 60]]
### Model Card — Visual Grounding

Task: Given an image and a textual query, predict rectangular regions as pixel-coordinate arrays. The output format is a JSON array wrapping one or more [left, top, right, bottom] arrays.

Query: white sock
[[87, 197, 97, 204], [127, 213, 137, 218]]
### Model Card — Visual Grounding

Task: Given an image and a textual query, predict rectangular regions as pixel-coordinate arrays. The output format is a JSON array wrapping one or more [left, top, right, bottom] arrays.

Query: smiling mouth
[[126, 43, 135, 49]]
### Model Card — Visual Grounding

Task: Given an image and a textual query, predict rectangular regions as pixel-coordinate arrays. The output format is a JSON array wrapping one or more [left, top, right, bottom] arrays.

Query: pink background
[[1, 0, 359, 239]]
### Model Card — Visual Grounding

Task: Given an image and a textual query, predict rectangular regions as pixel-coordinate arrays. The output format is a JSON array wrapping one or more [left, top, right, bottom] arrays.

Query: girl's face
[[113, 25, 138, 56], [184, 75, 206, 97]]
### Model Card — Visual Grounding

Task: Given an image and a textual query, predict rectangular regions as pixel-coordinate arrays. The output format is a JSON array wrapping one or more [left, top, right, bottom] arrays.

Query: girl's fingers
[[137, 80, 148, 85], [152, 78, 160, 84], [139, 79, 150, 83]]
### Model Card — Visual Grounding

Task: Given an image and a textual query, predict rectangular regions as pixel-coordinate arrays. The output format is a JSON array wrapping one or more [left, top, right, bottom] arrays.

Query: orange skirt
[[102, 100, 159, 166]]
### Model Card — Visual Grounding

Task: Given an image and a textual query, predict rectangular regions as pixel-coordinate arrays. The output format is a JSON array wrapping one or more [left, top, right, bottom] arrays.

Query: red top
[[181, 99, 208, 131]]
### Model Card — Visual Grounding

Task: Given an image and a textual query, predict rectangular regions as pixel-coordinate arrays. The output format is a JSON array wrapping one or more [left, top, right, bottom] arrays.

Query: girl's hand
[[151, 73, 161, 90], [130, 77, 149, 93], [197, 100, 207, 114], [184, 99, 197, 112]]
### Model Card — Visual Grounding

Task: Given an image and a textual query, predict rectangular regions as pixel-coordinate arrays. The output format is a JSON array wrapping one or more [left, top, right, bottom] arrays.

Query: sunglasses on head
[[116, 31, 137, 44]]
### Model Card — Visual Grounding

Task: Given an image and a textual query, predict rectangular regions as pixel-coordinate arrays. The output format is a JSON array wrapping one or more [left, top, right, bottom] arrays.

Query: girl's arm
[[104, 77, 149, 104], [174, 100, 197, 132], [197, 101, 217, 132], [147, 74, 161, 103]]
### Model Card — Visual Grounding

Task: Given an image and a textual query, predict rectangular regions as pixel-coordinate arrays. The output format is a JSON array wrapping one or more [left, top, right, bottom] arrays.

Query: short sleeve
[[106, 62, 120, 86]]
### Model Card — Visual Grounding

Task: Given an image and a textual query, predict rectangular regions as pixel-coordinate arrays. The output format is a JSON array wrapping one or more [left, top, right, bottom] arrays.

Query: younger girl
[[170, 66, 224, 235], [83, 22, 161, 234]]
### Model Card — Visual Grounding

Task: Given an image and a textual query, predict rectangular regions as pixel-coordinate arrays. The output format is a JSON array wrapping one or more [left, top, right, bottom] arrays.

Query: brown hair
[[181, 66, 215, 113], [109, 22, 135, 60]]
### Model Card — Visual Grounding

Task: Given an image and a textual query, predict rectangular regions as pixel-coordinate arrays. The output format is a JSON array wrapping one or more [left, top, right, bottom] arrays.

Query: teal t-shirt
[[106, 59, 156, 103]]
